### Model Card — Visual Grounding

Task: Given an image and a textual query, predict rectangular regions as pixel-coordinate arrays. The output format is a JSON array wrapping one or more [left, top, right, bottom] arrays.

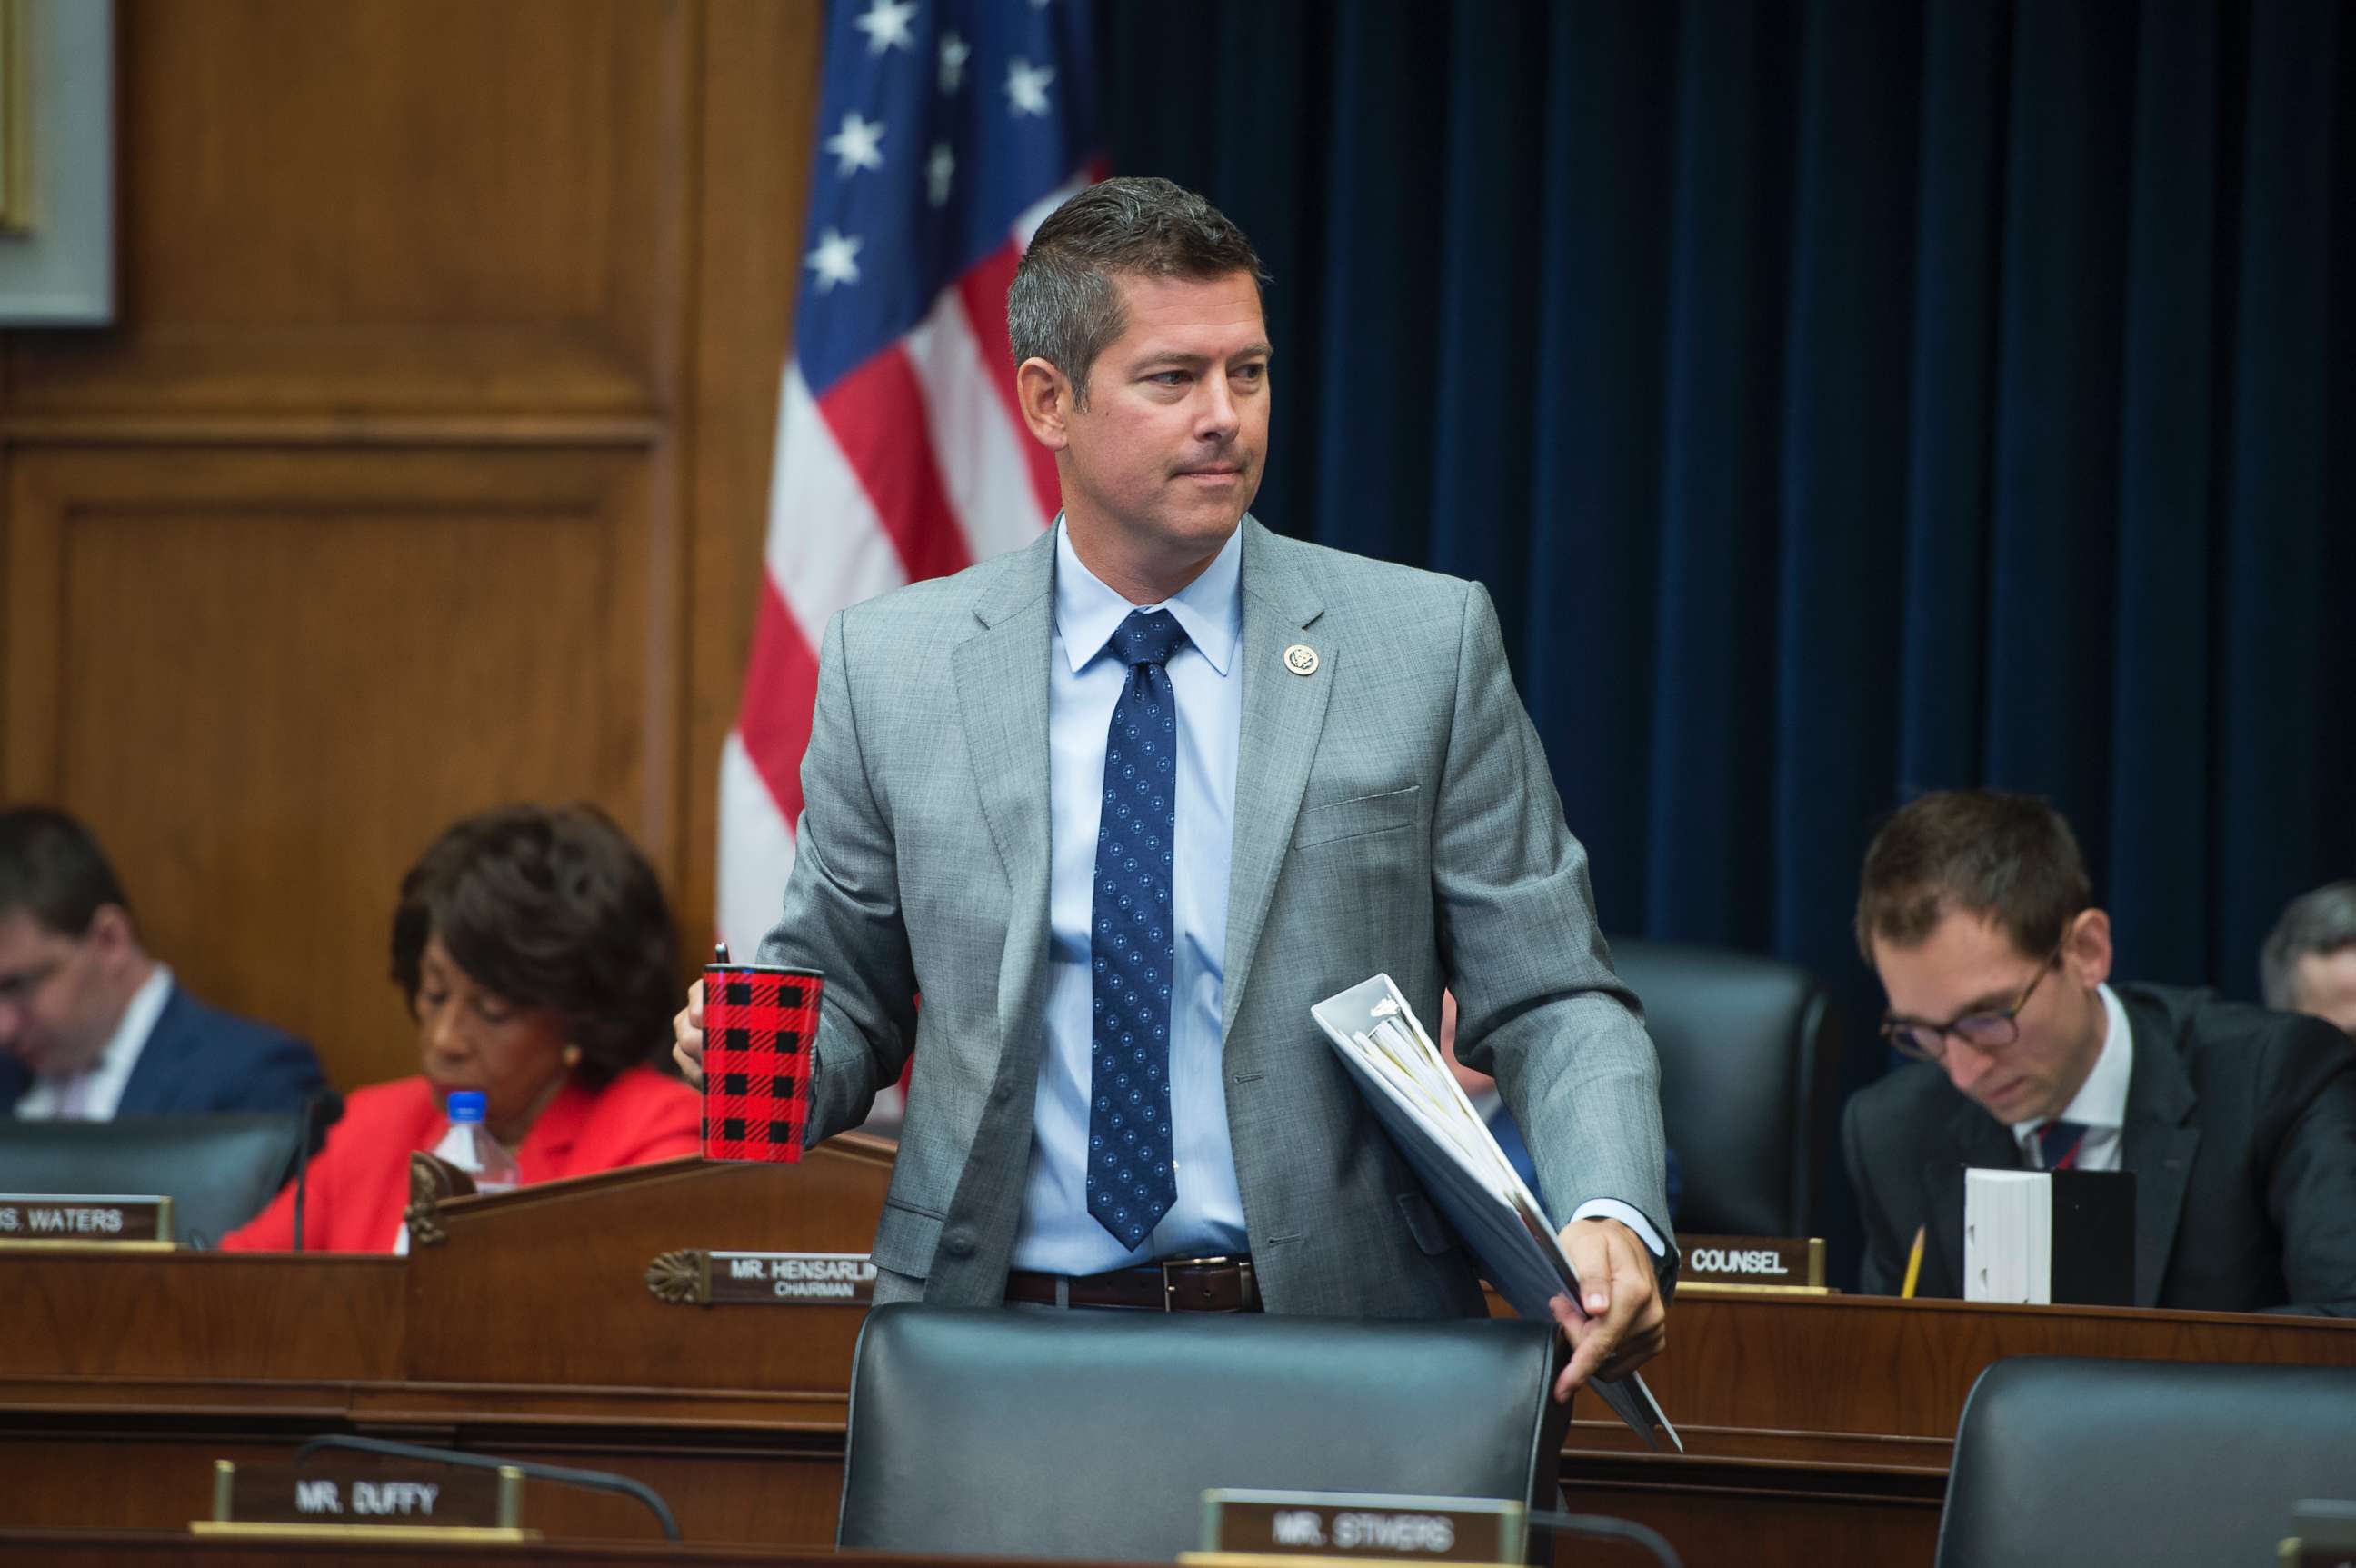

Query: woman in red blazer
[[226, 804, 699, 1253]]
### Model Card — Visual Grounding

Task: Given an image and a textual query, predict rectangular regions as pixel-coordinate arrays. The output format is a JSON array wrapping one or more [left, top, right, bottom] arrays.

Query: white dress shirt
[[14, 965, 174, 1122], [2010, 983, 2133, 1171]]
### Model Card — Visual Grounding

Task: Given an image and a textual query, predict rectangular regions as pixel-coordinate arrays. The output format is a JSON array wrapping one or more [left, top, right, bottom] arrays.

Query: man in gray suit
[[679, 177, 1672, 1396]]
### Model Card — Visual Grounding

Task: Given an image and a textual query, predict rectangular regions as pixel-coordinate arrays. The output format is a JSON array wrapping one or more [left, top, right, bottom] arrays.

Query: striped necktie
[[2033, 1118, 2089, 1171]]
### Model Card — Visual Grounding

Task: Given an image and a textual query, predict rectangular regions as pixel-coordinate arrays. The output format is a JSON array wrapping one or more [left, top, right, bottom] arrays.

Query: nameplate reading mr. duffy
[[644, 1249, 878, 1306], [0, 1194, 172, 1245], [1197, 1491, 1523, 1564], [201, 1458, 526, 1541]]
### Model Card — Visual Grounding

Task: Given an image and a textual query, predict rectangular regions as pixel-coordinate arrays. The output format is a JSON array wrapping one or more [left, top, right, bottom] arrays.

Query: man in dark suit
[[1842, 790, 2356, 1314], [0, 806, 330, 1121]]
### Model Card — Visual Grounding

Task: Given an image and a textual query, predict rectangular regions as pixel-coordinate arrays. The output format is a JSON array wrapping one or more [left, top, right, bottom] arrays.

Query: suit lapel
[[112, 982, 189, 1116], [951, 530, 1058, 1061], [1922, 1096, 2024, 1296], [1221, 520, 1330, 1039], [2117, 992, 2200, 1309]]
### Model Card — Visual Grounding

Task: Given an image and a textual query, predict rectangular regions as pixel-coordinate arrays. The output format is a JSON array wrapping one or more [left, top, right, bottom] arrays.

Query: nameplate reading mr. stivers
[[1195, 1492, 1524, 1564], [0, 1193, 172, 1245], [644, 1249, 878, 1306]]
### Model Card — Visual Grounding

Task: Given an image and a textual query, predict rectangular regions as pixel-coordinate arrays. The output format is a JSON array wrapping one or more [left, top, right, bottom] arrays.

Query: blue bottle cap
[[446, 1089, 486, 1123]]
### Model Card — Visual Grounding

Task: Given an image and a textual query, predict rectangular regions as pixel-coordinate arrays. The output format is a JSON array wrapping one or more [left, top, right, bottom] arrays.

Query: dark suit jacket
[[1844, 983, 2356, 1315], [0, 981, 332, 1122]]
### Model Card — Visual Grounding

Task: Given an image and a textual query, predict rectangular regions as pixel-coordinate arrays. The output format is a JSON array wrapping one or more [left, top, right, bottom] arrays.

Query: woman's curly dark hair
[[389, 804, 678, 1089]]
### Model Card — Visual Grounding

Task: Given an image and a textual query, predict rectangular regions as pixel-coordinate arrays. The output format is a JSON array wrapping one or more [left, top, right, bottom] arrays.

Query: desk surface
[[5, 1146, 2352, 1568]]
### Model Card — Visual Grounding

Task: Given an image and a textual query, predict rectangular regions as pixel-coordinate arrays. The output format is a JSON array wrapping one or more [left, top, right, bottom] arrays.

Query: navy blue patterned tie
[[1087, 608, 1187, 1249], [2034, 1119, 2089, 1172]]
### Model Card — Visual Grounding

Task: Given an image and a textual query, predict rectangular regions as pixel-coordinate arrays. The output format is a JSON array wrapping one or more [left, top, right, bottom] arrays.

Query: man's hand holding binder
[[1312, 974, 1682, 1450], [1552, 1216, 1669, 1401]]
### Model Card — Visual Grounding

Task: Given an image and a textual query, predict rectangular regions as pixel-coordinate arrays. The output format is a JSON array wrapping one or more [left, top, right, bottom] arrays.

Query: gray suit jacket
[[759, 518, 1674, 1316]]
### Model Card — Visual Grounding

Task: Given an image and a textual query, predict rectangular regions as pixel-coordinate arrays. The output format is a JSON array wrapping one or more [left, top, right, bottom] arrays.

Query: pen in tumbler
[[714, 942, 730, 964]]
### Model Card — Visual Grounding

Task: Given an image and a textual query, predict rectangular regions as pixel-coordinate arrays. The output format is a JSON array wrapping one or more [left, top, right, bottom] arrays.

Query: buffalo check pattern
[[703, 967, 820, 1164]]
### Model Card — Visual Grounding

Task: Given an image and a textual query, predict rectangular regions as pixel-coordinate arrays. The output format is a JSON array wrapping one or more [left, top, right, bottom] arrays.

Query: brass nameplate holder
[[0, 1193, 174, 1249], [195, 1457, 535, 1543], [645, 1248, 878, 1305], [404, 1151, 478, 1249], [1674, 1235, 1830, 1295], [1186, 1491, 1525, 1567], [2281, 1497, 2356, 1566]]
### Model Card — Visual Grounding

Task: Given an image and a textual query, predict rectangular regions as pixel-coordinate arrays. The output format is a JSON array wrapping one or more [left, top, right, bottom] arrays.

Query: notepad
[[1312, 974, 1682, 1453]]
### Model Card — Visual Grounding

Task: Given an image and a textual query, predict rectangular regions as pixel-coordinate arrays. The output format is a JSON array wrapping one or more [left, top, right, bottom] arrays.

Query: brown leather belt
[[1005, 1255, 1262, 1313]]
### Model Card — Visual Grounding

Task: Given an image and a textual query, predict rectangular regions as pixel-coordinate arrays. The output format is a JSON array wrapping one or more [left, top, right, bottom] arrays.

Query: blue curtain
[[1100, 0, 2354, 1275]]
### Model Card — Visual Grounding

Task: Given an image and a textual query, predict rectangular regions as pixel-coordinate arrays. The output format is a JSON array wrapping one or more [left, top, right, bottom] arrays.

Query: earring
[[562, 1044, 583, 1070]]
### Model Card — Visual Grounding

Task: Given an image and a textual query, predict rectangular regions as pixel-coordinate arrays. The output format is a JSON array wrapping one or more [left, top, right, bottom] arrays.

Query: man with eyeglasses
[[1, 806, 329, 1124], [1841, 789, 2356, 1314]]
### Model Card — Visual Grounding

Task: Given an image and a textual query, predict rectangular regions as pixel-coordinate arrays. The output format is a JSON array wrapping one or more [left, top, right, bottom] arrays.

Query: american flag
[[718, 0, 1099, 955]]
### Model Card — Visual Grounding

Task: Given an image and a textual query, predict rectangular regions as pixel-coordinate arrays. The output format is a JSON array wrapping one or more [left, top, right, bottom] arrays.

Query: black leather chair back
[[1937, 1356, 2356, 1568], [1610, 937, 1836, 1237], [0, 1113, 304, 1246], [838, 1304, 1571, 1561]]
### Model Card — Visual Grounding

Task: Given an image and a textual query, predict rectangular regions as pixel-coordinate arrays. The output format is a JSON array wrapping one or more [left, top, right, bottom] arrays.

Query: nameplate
[[2284, 1498, 2356, 1566], [0, 1193, 172, 1245], [2285, 1546, 2356, 1568], [1676, 1234, 1826, 1292], [644, 1248, 878, 1306], [208, 1458, 517, 1532], [1197, 1491, 1524, 1563]]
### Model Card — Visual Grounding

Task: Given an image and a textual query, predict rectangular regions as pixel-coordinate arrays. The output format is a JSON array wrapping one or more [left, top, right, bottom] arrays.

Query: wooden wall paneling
[[4, 0, 691, 425], [0, 444, 657, 1092], [676, 0, 825, 958], [0, 0, 821, 1073]]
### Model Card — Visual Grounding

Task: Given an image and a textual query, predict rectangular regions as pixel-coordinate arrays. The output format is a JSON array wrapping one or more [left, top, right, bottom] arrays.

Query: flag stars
[[804, 227, 863, 292], [938, 31, 971, 94], [1006, 57, 1055, 118], [824, 111, 886, 177], [853, 0, 917, 55], [927, 143, 955, 207]]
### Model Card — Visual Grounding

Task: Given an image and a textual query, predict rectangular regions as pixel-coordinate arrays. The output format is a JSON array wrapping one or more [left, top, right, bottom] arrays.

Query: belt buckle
[[1160, 1253, 1243, 1312]]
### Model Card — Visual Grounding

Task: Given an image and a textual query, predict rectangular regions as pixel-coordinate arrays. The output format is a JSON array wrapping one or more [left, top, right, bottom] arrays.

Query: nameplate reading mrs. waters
[[0, 1193, 172, 1246], [644, 1249, 878, 1305]]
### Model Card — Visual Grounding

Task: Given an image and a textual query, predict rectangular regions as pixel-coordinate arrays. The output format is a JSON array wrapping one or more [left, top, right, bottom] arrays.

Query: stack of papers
[[1964, 1168, 2053, 1303], [1312, 974, 1681, 1452]]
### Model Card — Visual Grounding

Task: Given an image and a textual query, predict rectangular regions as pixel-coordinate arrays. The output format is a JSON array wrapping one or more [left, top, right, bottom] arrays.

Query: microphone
[[1528, 1510, 1682, 1568], [292, 1433, 681, 1540], [291, 1091, 327, 1253]]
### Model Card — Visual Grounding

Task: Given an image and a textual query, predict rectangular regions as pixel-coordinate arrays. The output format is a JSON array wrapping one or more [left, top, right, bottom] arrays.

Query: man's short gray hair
[[2261, 880, 2356, 1009], [1006, 176, 1267, 407]]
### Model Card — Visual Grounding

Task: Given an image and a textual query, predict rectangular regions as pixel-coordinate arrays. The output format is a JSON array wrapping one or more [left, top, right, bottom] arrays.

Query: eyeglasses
[[1879, 950, 2062, 1063], [0, 956, 68, 1009]]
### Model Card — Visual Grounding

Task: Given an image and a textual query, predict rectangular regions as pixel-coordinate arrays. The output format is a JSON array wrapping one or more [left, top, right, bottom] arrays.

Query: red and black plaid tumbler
[[701, 948, 821, 1164]]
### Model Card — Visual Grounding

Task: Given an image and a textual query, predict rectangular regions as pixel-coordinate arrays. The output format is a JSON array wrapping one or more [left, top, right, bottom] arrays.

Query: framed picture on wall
[[0, 0, 113, 325]]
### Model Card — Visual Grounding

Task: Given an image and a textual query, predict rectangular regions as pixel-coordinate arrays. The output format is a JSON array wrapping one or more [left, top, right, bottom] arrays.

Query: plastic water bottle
[[431, 1090, 521, 1194]]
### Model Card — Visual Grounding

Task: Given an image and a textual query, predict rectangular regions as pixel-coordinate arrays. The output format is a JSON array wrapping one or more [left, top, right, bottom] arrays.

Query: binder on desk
[[1312, 974, 1682, 1453]]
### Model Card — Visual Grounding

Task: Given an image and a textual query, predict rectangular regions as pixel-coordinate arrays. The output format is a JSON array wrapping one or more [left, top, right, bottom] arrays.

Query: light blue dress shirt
[[1005, 519, 1663, 1275], [1008, 521, 1252, 1274]]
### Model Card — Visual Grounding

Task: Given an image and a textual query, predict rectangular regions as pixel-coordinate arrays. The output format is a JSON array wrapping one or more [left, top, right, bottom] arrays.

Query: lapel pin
[[1283, 644, 1320, 677]]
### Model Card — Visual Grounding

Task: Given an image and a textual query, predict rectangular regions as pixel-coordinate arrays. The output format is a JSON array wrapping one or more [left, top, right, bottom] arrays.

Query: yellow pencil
[[1901, 1223, 1926, 1299]]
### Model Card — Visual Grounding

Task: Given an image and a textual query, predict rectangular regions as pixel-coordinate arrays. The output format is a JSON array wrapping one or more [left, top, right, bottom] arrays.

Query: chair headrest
[[839, 1304, 1570, 1561], [0, 1113, 308, 1246]]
